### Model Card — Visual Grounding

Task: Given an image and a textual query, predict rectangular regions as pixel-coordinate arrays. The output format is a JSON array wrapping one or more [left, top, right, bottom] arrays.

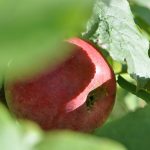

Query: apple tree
[[0, 0, 150, 150]]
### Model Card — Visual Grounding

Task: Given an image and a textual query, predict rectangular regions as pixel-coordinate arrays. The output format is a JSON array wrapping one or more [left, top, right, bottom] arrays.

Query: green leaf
[[84, 0, 150, 89], [130, 2, 150, 39], [0, 0, 92, 80], [0, 103, 126, 150], [130, 0, 150, 8], [35, 131, 126, 150], [94, 105, 150, 150], [0, 104, 42, 150]]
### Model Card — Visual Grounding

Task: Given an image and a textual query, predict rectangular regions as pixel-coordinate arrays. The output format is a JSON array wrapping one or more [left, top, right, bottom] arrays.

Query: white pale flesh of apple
[[66, 38, 112, 112]]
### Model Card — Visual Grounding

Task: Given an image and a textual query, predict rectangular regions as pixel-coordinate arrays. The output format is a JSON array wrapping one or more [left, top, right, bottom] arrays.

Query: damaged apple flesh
[[5, 38, 116, 132]]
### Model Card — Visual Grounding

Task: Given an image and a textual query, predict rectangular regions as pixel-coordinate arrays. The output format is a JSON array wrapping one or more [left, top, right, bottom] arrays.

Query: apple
[[5, 38, 116, 132]]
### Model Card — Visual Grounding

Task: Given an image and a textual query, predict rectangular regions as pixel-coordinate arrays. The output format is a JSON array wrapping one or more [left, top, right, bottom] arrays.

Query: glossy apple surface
[[5, 38, 116, 132]]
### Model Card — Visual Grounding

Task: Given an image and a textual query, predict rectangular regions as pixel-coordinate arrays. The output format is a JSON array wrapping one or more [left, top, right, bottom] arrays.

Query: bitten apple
[[5, 38, 116, 132]]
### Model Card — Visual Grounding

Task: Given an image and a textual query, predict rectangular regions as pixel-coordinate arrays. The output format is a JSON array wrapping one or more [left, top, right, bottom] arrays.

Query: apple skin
[[5, 38, 116, 132]]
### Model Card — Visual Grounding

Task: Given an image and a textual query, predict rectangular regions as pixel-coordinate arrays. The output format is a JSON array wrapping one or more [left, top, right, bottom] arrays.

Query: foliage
[[0, 0, 150, 150], [0, 104, 126, 150]]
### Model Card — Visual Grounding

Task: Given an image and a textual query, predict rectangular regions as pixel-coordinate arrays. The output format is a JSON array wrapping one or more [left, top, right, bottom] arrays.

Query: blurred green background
[[0, 0, 150, 150]]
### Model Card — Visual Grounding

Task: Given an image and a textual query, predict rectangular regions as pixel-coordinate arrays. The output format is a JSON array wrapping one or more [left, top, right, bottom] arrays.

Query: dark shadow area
[[131, 4, 150, 35], [0, 85, 7, 107]]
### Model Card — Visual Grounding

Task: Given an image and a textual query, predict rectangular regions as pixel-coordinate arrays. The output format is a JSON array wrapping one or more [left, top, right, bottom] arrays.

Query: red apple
[[5, 38, 116, 132]]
